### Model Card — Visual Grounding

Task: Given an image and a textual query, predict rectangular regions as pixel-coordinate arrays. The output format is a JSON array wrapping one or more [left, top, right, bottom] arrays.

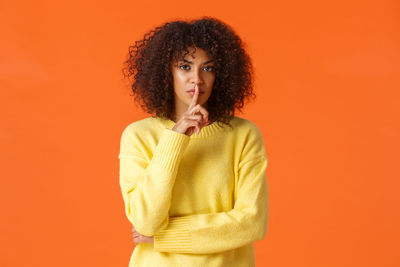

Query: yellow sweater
[[118, 115, 269, 267]]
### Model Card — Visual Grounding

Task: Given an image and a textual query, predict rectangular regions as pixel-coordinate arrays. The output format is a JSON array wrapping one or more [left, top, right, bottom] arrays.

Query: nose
[[191, 68, 204, 86]]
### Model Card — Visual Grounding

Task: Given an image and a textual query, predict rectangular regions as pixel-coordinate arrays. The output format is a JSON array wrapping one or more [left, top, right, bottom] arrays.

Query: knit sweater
[[118, 115, 269, 267]]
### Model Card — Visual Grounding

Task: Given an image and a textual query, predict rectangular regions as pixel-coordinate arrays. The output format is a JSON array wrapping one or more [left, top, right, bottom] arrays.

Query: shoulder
[[120, 116, 161, 137], [119, 117, 161, 157], [230, 116, 267, 160], [230, 116, 264, 139]]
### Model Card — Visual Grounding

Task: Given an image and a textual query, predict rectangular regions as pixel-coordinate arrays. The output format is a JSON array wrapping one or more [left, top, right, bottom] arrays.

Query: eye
[[203, 66, 215, 72], [179, 64, 190, 70]]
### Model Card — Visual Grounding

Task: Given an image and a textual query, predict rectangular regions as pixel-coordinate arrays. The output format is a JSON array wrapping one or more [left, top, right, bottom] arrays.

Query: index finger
[[188, 84, 199, 109]]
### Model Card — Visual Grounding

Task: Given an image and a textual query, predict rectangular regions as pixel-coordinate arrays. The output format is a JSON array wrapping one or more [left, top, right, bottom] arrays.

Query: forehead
[[177, 47, 212, 61]]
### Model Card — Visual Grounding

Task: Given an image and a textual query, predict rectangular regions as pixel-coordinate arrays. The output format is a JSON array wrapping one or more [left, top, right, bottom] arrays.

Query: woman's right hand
[[172, 85, 209, 136]]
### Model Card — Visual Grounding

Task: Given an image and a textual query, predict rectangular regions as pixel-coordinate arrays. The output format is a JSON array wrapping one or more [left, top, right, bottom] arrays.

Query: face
[[171, 46, 216, 118]]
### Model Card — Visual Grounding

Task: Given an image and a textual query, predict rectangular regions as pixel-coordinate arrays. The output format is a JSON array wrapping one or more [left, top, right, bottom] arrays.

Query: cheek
[[206, 75, 216, 86], [175, 72, 188, 84], [172, 74, 185, 93]]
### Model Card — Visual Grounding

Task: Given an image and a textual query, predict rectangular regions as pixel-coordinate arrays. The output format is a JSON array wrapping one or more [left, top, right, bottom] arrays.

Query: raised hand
[[172, 85, 209, 136]]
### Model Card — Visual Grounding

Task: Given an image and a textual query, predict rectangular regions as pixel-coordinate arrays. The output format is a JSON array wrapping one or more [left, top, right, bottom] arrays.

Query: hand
[[172, 85, 209, 136], [132, 226, 154, 244]]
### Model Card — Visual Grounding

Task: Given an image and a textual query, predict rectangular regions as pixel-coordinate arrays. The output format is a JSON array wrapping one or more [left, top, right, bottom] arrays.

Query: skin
[[171, 84, 210, 135], [131, 85, 207, 244], [132, 47, 215, 244], [132, 226, 154, 244], [171, 46, 215, 124]]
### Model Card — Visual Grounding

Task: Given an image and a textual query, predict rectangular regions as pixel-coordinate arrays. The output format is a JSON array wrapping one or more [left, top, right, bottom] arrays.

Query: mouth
[[187, 89, 205, 95], [187, 91, 204, 96]]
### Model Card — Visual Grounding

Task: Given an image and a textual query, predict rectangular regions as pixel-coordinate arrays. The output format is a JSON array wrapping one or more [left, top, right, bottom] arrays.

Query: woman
[[119, 16, 269, 267]]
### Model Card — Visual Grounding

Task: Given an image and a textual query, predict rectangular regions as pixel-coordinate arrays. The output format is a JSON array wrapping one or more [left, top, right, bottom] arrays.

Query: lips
[[187, 89, 204, 94]]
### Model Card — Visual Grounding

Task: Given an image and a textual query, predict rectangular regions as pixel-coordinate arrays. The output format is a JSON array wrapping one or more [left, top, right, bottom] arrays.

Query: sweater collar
[[153, 116, 229, 138]]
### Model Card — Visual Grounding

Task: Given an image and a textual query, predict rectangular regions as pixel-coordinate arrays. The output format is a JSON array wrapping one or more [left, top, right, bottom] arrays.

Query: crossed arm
[[120, 124, 269, 254]]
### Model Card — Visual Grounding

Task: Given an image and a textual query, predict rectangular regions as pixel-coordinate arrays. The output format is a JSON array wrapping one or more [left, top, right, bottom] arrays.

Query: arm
[[119, 127, 190, 236], [153, 155, 269, 254]]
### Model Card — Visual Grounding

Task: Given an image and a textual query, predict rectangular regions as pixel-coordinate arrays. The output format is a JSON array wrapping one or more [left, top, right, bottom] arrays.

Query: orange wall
[[1, 0, 399, 266]]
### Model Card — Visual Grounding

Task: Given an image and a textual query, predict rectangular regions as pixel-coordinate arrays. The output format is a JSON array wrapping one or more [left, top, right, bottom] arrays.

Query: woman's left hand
[[132, 226, 154, 244]]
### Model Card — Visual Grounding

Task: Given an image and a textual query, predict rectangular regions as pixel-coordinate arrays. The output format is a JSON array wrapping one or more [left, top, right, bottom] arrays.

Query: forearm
[[153, 156, 269, 254], [120, 128, 190, 236]]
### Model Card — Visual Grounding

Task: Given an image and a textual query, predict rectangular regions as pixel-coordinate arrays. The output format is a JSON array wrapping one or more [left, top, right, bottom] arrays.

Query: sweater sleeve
[[153, 155, 269, 254], [119, 126, 190, 236]]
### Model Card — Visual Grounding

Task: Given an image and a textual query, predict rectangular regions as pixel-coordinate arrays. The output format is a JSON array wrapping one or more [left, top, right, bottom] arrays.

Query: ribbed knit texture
[[118, 115, 269, 267], [153, 216, 193, 253], [149, 129, 189, 174]]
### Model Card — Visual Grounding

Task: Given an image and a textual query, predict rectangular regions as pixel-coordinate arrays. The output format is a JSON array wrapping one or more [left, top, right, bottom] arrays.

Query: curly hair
[[122, 16, 256, 128]]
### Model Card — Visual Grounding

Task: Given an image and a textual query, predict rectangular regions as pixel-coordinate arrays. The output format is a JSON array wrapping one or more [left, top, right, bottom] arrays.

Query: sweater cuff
[[150, 129, 190, 174], [153, 216, 193, 253]]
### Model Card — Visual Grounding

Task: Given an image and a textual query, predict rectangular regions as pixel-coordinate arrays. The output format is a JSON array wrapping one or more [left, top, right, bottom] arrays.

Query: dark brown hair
[[122, 16, 256, 128]]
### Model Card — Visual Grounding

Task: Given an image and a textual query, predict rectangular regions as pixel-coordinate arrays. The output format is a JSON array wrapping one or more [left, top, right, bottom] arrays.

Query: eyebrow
[[181, 59, 215, 65]]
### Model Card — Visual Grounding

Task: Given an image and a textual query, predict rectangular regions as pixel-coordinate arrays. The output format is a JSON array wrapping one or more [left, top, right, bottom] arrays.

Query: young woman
[[119, 16, 269, 267]]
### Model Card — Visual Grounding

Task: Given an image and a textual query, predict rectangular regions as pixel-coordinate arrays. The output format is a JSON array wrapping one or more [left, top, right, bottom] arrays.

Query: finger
[[143, 236, 153, 243], [187, 107, 208, 130], [188, 85, 200, 110], [133, 234, 145, 243], [186, 119, 202, 135], [183, 114, 203, 123], [198, 106, 209, 123], [190, 104, 209, 123], [202, 119, 209, 127], [187, 115, 204, 132], [140, 236, 152, 243], [189, 104, 200, 116], [132, 232, 139, 238]]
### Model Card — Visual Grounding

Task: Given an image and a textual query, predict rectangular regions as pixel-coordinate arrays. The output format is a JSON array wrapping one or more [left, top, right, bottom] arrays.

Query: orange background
[[1, 0, 399, 266]]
